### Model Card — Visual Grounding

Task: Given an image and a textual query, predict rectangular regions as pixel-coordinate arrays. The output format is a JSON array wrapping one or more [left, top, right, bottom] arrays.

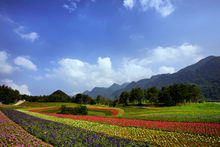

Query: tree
[[158, 83, 203, 106], [130, 88, 144, 105], [75, 94, 83, 104], [158, 86, 172, 105], [144, 86, 159, 103], [119, 91, 130, 106], [82, 94, 91, 104], [168, 84, 187, 105], [186, 84, 203, 102], [0, 85, 21, 104], [96, 95, 101, 104], [101, 97, 106, 105]]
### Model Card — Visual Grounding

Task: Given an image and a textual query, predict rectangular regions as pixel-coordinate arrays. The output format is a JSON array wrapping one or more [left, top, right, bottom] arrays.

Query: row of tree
[[0, 83, 203, 106], [0, 85, 21, 104], [0, 85, 110, 105], [119, 83, 203, 106]]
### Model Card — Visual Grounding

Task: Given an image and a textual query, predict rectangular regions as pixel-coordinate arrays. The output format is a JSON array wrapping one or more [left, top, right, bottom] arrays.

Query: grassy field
[[117, 103, 220, 123], [19, 102, 220, 123]]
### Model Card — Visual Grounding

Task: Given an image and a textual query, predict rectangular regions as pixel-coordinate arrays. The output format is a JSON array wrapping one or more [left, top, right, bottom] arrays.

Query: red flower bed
[[29, 107, 220, 136], [35, 111, 220, 136]]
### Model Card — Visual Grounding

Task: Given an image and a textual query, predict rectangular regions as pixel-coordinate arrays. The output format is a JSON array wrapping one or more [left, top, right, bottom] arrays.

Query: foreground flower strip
[[2, 109, 150, 147], [0, 111, 52, 147], [30, 108, 220, 136], [20, 110, 220, 146]]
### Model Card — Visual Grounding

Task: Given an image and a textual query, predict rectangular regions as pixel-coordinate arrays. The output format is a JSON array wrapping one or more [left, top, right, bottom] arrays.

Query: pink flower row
[[0, 111, 52, 147]]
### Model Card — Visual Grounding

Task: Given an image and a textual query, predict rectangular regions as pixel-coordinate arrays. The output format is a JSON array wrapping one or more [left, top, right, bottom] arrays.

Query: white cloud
[[0, 14, 17, 25], [45, 43, 203, 93], [146, 43, 203, 64], [124, 0, 136, 9], [0, 51, 13, 74], [119, 58, 153, 82], [140, 0, 150, 11], [63, 0, 82, 13], [47, 56, 153, 91], [14, 56, 37, 71], [159, 66, 175, 74], [149, 0, 175, 17], [1, 79, 31, 95], [14, 26, 39, 42], [124, 0, 175, 17]]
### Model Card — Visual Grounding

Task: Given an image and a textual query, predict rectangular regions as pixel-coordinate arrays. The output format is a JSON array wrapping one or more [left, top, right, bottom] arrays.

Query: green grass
[[42, 109, 60, 113], [117, 103, 220, 123], [88, 109, 112, 117]]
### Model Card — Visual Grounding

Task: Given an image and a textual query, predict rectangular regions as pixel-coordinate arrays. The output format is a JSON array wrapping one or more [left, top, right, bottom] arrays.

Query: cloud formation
[[124, 0, 136, 9], [63, 0, 82, 13], [149, 0, 175, 17], [0, 51, 13, 74], [45, 43, 203, 93], [47, 56, 149, 91], [1, 79, 31, 95], [158, 66, 175, 74], [124, 0, 175, 17], [14, 26, 39, 42], [146, 43, 203, 64], [14, 56, 37, 71]]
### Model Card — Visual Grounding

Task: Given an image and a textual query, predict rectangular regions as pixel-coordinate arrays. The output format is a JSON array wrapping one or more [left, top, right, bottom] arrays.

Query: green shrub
[[59, 105, 88, 115]]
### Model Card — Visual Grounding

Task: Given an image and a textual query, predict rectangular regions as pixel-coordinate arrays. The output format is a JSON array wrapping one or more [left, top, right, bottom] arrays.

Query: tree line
[[0, 83, 203, 106], [0, 85, 110, 105], [119, 83, 203, 106], [0, 85, 21, 104]]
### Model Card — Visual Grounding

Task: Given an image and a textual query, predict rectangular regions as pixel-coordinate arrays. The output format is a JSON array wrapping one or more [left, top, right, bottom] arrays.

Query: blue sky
[[0, 0, 220, 96]]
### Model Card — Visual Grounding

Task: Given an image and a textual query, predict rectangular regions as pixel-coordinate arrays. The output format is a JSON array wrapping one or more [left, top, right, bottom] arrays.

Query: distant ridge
[[83, 83, 129, 99], [83, 56, 220, 100]]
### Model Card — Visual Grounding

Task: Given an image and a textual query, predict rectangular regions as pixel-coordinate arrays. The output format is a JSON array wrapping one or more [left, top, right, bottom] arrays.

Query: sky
[[0, 0, 220, 96]]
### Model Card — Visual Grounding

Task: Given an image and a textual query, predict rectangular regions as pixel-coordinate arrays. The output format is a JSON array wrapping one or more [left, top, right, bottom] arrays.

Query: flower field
[[20, 109, 220, 146], [29, 106, 120, 116], [30, 107, 220, 136], [0, 111, 52, 147], [1, 109, 151, 146], [1, 103, 220, 147]]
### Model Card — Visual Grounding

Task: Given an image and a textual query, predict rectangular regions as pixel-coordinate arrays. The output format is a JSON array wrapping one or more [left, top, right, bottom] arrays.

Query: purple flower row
[[1, 109, 152, 146]]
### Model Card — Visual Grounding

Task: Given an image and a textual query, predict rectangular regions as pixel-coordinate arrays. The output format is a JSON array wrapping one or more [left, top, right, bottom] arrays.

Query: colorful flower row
[[2, 109, 151, 147], [21, 110, 220, 147], [30, 109, 220, 136], [0, 110, 52, 147]]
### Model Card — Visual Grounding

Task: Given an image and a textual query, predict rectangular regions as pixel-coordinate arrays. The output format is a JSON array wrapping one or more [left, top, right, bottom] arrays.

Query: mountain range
[[83, 56, 220, 100]]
